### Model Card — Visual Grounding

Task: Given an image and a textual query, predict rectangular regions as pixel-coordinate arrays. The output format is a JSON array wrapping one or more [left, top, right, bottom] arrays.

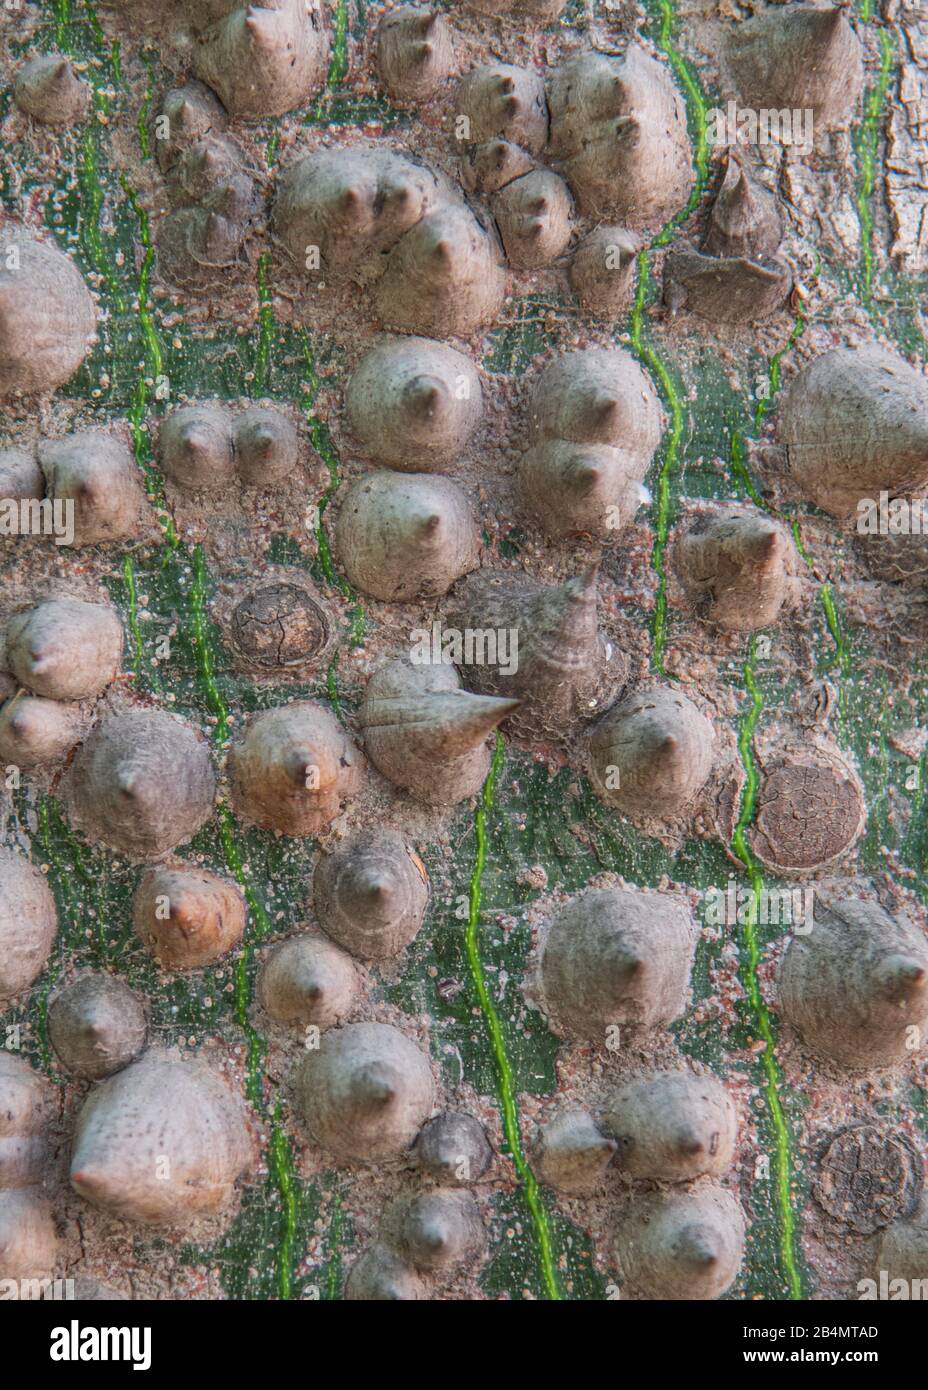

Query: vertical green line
[[34, 0, 307, 1304], [268, 1105, 298, 1300], [325, 0, 349, 92], [650, 0, 709, 242], [190, 545, 230, 745], [729, 430, 767, 510], [463, 735, 562, 1301], [34, 800, 73, 1068], [729, 640, 803, 1299], [300, 332, 367, 644], [188, 547, 299, 1298], [217, 806, 272, 937], [325, 1191, 343, 1300], [856, 27, 895, 311], [118, 176, 163, 381], [754, 308, 807, 432], [52, 7, 125, 314], [121, 555, 143, 678], [627, 0, 712, 673], [137, 57, 155, 161], [53, 0, 71, 47], [118, 172, 179, 549], [629, 253, 686, 676], [325, 649, 343, 721], [307, 0, 349, 122]]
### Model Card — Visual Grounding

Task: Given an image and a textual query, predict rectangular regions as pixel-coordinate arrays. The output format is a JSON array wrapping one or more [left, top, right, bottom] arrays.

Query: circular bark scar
[[814, 1126, 923, 1234], [231, 583, 328, 669], [749, 760, 864, 871]]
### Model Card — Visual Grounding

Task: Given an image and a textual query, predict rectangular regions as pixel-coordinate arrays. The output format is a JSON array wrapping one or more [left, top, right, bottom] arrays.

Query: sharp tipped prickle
[[345, 1244, 427, 1300], [779, 345, 928, 521], [0, 694, 82, 770], [725, 3, 863, 130], [492, 170, 573, 270], [154, 81, 229, 174], [568, 226, 639, 319], [664, 153, 790, 323], [529, 347, 662, 453], [413, 1111, 493, 1185], [158, 404, 235, 491], [38, 431, 147, 546], [6, 597, 123, 702], [521, 347, 660, 539], [133, 864, 246, 970], [673, 505, 800, 631], [360, 658, 518, 806], [703, 157, 783, 261], [0, 229, 98, 398], [614, 1187, 745, 1300], [377, 6, 454, 103], [229, 701, 365, 836], [392, 1189, 485, 1272], [454, 63, 549, 156], [167, 133, 255, 207], [534, 1109, 617, 1194], [547, 46, 691, 229], [47, 974, 147, 1080], [460, 139, 534, 196], [192, 0, 330, 119], [157, 195, 254, 288], [447, 566, 623, 741], [345, 337, 482, 470], [520, 439, 649, 540], [374, 203, 507, 337], [14, 53, 90, 126], [601, 1070, 737, 1181], [780, 893, 928, 1069], [589, 686, 715, 820], [296, 1021, 434, 1163], [234, 406, 300, 486], [274, 146, 442, 279], [70, 1051, 253, 1226], [313, 829, 429, 960], [66, 709, 217, 860], [257, 932, 361, 1030], [539, 886, 697, 1039], [335, 470, 480, 601]]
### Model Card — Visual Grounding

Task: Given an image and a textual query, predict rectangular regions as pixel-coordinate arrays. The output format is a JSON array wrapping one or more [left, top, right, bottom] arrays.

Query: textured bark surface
[[1, 0, 927, 1307]]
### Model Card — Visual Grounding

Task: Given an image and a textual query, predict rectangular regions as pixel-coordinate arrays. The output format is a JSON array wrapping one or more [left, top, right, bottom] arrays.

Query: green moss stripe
[[464, 735, 562, 1301], [121, 554, 143, 678], [629, 0, 713, 674], [299, 332, 367, 644], [729, 640, 804, 1299], [856, 26, 895, 312]]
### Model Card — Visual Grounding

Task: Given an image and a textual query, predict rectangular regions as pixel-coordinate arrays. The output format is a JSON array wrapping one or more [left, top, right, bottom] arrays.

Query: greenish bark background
[[2, 0, 926, 1300]]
